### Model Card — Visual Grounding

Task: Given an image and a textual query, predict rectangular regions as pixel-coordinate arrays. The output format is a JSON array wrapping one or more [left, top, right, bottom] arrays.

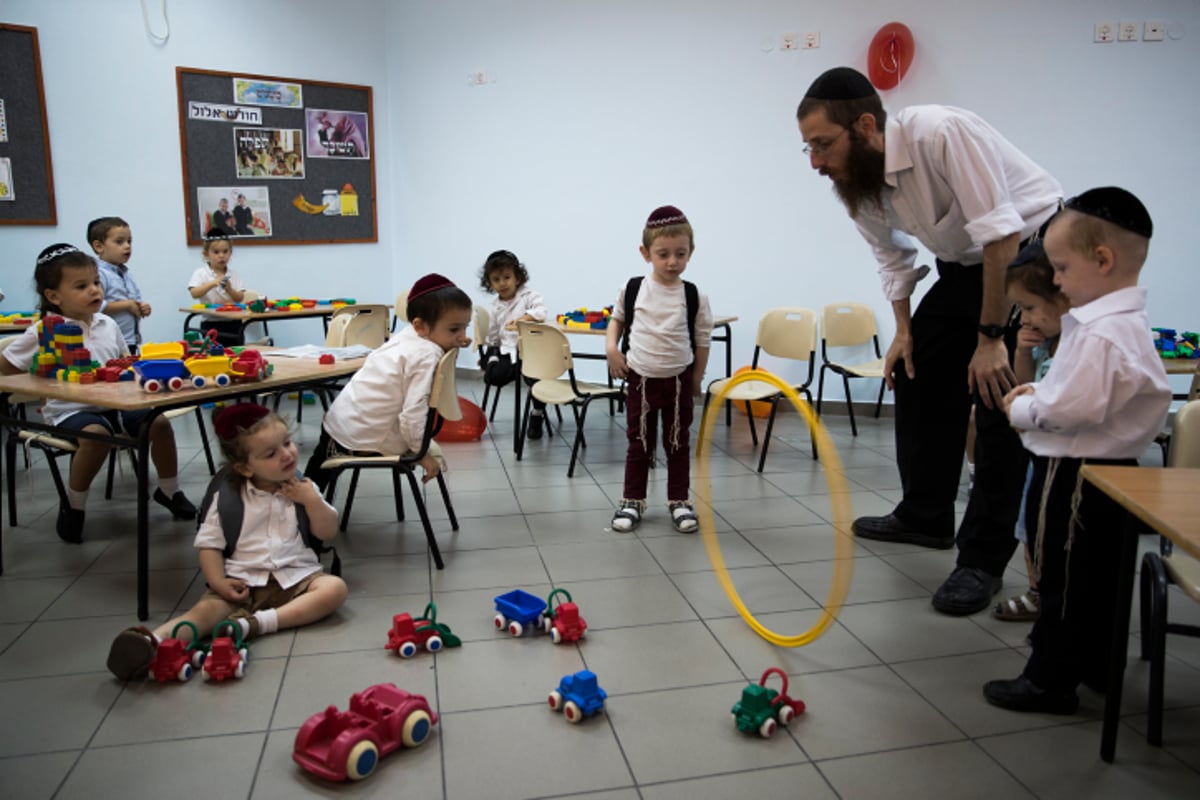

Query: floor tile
[[669, 566, 819, 619], [837, 597, 1010, 663], [0, 674, 121, 756], [0, 751, 78, 800], [818, 740, 1034, 799], [579, 621, 742, 694], [639, 764, 836, 800]]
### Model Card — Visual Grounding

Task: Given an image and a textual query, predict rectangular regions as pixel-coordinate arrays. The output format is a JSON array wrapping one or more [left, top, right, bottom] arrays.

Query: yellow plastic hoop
[[696, 370, 855, 647]]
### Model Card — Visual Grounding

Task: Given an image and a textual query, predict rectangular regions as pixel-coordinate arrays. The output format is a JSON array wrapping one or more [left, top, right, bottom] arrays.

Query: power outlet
[[802, 31, 820, 49], [781, 32, 798, 51], [1118, 22, 1139, 42], [1094, 22, 1115, 43], [1144, 21, 1165, 41]]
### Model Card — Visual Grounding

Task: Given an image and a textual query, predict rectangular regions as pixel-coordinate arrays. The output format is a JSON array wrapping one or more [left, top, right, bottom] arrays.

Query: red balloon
[[867, 22, 915, 91], [434, 397, 487, 442]]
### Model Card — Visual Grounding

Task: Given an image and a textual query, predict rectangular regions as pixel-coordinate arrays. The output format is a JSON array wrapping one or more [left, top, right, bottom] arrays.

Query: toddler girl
[[188, 228, 246, 346], [0, 244, 197, 543], [106, 403, 347, 681]]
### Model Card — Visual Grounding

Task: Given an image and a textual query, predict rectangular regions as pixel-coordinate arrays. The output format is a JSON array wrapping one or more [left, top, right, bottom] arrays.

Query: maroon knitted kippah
[[213, 403, 271, 442], [409, 272, 456, 301], [645, 205, 689, 228]]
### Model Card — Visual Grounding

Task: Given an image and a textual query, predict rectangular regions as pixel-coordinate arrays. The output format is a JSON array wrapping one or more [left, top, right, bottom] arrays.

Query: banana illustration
[[292, 194, 329, 215]]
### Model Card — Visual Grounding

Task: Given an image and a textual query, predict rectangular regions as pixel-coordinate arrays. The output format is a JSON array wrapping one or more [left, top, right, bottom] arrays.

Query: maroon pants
[[622, 366, 694, 503]]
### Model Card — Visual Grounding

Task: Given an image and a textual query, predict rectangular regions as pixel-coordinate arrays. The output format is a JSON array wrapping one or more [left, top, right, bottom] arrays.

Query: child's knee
[[313, 574, 348, 607]]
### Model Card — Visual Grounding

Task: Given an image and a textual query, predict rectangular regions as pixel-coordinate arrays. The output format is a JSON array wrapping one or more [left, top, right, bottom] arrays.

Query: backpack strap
[[620, 276, 643, 354], [684, 280, 698, 354], [621, 276, 699, 354]]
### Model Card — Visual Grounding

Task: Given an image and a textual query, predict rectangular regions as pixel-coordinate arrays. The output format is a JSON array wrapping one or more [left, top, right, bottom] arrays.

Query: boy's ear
[[639, 245, 651, 263], [232, 462, 255, 479], [1095, 244, 1116, 275], [411, 317, 431, 337], [43, 287, 62, 309], [89, 239, 103, 254]]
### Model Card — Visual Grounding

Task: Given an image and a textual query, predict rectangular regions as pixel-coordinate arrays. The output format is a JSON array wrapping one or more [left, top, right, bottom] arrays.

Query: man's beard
[[832, 132, 887, 219]]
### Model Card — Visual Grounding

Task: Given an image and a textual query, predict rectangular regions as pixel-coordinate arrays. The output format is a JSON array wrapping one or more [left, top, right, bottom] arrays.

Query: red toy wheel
[[778, 705, 795, 726], [758, 718, 777, 738], [143, 379, 162, 393]]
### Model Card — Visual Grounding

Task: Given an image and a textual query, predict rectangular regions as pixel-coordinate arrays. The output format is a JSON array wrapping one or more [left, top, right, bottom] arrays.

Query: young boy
[[304, 273, 473, 489], [606, 205, 712, 533], [983, 187, 1171, 713], [88, 216, 151, 353]]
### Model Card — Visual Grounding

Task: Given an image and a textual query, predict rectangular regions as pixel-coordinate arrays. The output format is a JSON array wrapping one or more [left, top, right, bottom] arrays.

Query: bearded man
[[797, 67, 1061, 615]]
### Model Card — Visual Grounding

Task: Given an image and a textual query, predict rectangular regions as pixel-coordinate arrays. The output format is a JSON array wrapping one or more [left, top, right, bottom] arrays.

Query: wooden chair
[[515, 321, 623, 477], [1139, 398, 1200, 746], [391, 289, 409, 333], [703, 307, 818, 472], [1153, 361, 1200, 465], [318, 347, 461, 569], [475, 305, 521, 428], [817, 302, 887, 436]]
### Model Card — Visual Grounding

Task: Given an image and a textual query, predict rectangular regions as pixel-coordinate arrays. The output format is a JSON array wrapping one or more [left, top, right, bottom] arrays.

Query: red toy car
[[293, 683, 438, 782], [202, 621, 248, 681], [539, 588, 587, 644], [385, 602, 462, 658], [148, 621, 207, 682], [230, 349, 271, 382]]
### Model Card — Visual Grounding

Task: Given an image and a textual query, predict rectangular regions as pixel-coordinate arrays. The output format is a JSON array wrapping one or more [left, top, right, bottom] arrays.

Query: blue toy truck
[[548, 670, 607, 723], [493, 589, 548, 637]]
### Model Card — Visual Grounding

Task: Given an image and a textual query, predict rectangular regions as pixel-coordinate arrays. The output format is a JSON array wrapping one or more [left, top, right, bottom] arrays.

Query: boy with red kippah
[[606, 206, 713, 533], [304, 273, 474, 490]]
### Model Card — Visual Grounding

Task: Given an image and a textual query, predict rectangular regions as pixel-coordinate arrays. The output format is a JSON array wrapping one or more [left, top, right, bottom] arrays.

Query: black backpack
[[620, 276, 699, 354], [197, 466, 341, 576]]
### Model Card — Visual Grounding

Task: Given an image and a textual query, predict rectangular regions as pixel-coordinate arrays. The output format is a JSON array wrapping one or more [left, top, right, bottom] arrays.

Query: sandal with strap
[[611, 500, 645, 533], [669, 502, 699, 534], [993, 588, 1040, 622]]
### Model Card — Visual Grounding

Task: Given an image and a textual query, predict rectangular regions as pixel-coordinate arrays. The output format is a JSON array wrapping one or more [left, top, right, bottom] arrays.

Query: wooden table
[[1080, 465, 1200, 762], [180, 303, 389, 341], [0, 357, 361, 619], [1162, 358, 1200, 376]]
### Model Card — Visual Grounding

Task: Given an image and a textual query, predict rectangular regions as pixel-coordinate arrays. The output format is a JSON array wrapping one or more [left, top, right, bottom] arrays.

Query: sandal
[[611, 500, 645, 533], [669, 501, 699, 534], [993, 588, 1040, 622]]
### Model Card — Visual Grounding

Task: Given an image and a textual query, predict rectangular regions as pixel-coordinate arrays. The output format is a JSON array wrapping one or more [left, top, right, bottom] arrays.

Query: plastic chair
[[391, 289, 409, 333], [332, 304, 390, 349], [703, 307, 818, 472], [817, 302, 887, 436], [1139, 398, 1200, 746], [1153, 361, 1200, 465], [515, 321, 624, 477], [318, 347, 461, 569], [475, 305, 521, 428]]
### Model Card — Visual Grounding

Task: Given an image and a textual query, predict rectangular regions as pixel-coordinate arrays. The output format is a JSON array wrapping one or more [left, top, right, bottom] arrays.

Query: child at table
[[605, 205, 712, 533], [0, 244, 197, 544], [106, 404, 347, 681], [983, 187, 1171, 714], [188, 227, 247, 347], [304, 273, 473, 490], [88, 216, 150, 353], [478, 249, 549, 438]]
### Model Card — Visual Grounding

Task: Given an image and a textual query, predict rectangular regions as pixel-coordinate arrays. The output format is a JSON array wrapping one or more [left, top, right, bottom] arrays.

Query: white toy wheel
[[508, 620, 523, 637], [143, 379, 161, 393], [192, 376, 206, 389], [177, 663, 192, 682], [547, 690, 563, 711], [215, 373, 231, 387], [191, 651, 205, 668], [759, 718, 776, 738], [550, 627, 562, 645], [537, 614, 549, 632], [493, 613, 507, 631], [168, 376, 185, 391], [399, 641, 418, 658], [345, 739, 379, 780], [778, 705, 795, 726], [400, 709, 433, 747], [234, 660, 247, 679], [564, 701, 583, 723], [426, 635, 443, 652], [201, 667, 212, 681]]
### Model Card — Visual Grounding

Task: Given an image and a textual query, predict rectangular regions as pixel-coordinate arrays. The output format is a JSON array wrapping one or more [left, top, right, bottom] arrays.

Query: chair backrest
[[0, 335, 40, 405], [395, 290, 410, 324], [1188, 361, 1200, 403], [324, 313, 354, 348], [473, 305, 491, 353], [1169, 399, 1200, 468], [332, 304, 389, 349], [429, 347, 462, 421], [517, 321, 572, 382], [756, 307, 818, 361], [821, 303, 878, 349]]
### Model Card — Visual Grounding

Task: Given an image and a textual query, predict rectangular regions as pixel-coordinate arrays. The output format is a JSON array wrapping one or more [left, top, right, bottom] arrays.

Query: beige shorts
[[201, 571, 324, 615]]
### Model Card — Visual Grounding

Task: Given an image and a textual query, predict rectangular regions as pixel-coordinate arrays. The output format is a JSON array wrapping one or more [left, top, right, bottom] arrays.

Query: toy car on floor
[[732, 667, 806, 738], [540, 588, 587, 644], [548, 670, 606, 723], [386, 602, 462, 657], [493, 589, 547, 637], [293, 683, 437, 782], [202, 621, 248, 681], [148, 621, 207, 682]]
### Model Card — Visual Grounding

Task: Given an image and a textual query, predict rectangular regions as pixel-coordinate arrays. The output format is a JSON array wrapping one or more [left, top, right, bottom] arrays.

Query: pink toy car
[[293, 683, 438, 782]]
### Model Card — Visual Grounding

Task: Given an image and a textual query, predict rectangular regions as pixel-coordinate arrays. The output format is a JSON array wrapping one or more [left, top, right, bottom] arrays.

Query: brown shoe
[[107, 626, 158, 681]]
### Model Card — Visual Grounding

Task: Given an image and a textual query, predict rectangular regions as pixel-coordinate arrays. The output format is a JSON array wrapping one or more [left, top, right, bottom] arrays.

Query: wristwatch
[[978, 324, 1006, 339]]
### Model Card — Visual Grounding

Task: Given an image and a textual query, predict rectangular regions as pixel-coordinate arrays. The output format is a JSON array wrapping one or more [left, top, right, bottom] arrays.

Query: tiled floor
[[2, 377, 1199, 799]]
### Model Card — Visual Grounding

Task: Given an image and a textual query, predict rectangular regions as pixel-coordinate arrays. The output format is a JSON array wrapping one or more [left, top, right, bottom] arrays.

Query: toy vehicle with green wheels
[[732, 667, 806, 738]]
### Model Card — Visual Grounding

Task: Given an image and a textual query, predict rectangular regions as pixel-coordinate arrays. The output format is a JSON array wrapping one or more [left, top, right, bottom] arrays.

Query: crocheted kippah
[[213, 403, 271, 442], [1063, 186, 1153, 239], [409, 273, 456, 301], [36, 244, 83, 267], [645, 205, 689, 228], [204, 227, 230, 241], [804, 67, 877, 100]]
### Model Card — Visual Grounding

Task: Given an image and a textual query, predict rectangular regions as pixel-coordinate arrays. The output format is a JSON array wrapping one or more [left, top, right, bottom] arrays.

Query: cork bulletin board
[[176, 66, 377, 246], [0, 24, 57, 225]]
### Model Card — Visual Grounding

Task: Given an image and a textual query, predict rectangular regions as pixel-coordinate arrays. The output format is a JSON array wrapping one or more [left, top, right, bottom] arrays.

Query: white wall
[[3, 0, 1198, 394]]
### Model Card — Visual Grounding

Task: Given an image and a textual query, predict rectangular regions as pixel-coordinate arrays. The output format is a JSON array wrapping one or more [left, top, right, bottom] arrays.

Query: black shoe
[[983, 676, 1079, 715], [851, 513, 954, 549], [56, 505, 86, 544], [154, 489, 197, 520], [932, 566, 1003, 615], [527, 413, 544, 441]]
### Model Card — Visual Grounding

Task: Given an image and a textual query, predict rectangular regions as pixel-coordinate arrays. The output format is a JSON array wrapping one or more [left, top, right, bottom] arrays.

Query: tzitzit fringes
[[636, 374, 650, 453], [1032, 457, 1060, 588], [668, 374, 683, 452], [1061, 466, 1087, 618]]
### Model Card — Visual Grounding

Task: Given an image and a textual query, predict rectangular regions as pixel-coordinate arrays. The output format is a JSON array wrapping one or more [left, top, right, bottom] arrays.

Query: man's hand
[[969, 337, 1017, 409], [883, 331, 914, 390]]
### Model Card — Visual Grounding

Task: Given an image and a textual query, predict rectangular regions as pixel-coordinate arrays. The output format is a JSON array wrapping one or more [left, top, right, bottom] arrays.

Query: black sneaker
[[154, 489, 197, 520], [527, 412, 544, 441], [56, 505, 86, 544]]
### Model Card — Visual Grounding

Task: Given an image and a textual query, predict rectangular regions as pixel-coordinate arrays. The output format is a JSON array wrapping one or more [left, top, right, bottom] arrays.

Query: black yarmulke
[[1008, 240, 1045, 269], [804, 67, 877, 100], [1064, 187, 1153, 239]]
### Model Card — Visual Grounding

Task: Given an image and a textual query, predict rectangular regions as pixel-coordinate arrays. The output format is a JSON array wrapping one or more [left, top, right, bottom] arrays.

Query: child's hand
[[1002, 383, 1035, 418], [607, 350, 628, 380], [135, 301, 152, 318], [1016, 327, 1045, 352], [212, 576, 249, 603], [276, 476, 320, 505], [503, 320, 518, 331], [417, 453, 441, 483], [692, 375, 704, 397]]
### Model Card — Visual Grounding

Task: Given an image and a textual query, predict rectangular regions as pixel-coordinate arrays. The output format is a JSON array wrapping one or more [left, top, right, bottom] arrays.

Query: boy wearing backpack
[[606, 205, 713, 533], [105, 404, 347, 681]]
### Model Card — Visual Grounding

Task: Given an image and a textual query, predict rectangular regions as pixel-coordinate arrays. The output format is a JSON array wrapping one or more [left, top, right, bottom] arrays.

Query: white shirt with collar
[[612, 275, 713, 379], [321, 325, 444, 455], [188, 265, 244, 305], [853, 105, 1062, 301], [193, 481, 331, 589], [1009, 286, 1170, 459], [488, 286, 547, 358]]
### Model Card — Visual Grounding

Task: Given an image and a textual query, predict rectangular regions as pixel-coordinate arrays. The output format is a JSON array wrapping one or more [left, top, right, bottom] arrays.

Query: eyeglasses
[[802, 127, 848, 157]]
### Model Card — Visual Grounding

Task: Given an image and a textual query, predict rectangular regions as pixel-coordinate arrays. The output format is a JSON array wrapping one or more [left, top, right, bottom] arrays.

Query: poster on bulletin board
[[176, 66, 377, 246], [0, 24, 57, 224]]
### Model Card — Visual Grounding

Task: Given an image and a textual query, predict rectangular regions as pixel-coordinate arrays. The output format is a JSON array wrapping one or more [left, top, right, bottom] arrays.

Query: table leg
[[1101, 512, 1140, 762], [136, 419, 155, 621]]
